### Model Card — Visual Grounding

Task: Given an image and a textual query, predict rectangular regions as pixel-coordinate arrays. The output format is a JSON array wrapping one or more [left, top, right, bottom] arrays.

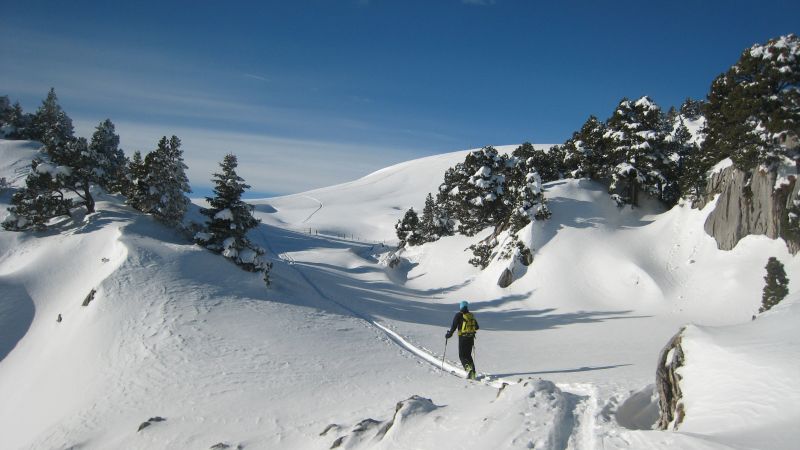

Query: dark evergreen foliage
[[29, 88, 74, 148], [605, 97, 668, 206], [395, 207, 424, 246], [563, 115, 608, 180], [512, 142, 561, 182], [760, 257, 789, 313], [137, 136, 191, 225], [2, 158, 74, 230], [703, 34, 800, 172], [196, 153, 269, 273], [438, 146, 511, 236], [679, 98, 705, 120], [419, 192, 454, 242], [468, 241, 494, 269], [125, 150, 148, 210], [89, 119, 127, 193]]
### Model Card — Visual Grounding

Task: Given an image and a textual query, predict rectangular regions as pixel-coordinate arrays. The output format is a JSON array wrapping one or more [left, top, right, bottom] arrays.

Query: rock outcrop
[[700, 164, 800, 254], [655, 328, 686, 430], [324, 396, 440, 449]]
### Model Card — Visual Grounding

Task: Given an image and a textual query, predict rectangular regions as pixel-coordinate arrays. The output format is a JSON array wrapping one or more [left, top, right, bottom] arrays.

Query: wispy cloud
[[72, 118, 416, 196], [3, 26, 463, 195], [243, 73, 269, 82]]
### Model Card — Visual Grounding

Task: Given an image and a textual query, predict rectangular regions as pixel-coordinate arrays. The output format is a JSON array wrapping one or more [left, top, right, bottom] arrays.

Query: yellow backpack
[[459, 312, 477, 337]]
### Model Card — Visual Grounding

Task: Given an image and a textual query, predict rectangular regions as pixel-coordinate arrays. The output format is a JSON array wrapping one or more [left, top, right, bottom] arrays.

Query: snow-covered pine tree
[[29, 88, 74, 148], [139, 135, 191, 225], [679, 98, 705, 121], [507, 159, 550, 233], [760, 257, 789, 313], [89, 119, 127, 193], [442, 146, 510, 236], [2, 158, 74, 230], [661, 117, 694, 205], [125, 150, 148, 210], [605, 96, 666, 206], [563, 115, 608, 180], [419, 192, 453, 242], [2, 132, 113, 230], [704, 34, 800, 173], [7, 102, 32, 139], [195, 153, 269, 273], [395, 207, 424, 246], [511, 142, 560, 182]]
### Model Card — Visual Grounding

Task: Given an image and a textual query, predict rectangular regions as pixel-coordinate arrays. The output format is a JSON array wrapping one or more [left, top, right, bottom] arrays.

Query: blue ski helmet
[[459, 301, 469, 310]]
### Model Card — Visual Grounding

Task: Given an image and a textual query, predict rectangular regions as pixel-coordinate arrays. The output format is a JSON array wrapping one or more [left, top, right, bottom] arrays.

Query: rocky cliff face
[[698, 164, 800, 254]]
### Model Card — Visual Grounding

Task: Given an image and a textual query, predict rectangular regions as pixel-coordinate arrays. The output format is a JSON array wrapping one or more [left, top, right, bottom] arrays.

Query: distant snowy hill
[[1, 139, 798, 449]]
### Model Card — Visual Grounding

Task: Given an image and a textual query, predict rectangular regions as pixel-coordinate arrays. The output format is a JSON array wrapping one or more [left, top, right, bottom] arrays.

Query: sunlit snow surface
[[1, 140, 798, 449]]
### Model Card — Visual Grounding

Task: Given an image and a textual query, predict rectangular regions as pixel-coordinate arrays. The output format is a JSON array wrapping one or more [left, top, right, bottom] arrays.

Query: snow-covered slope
[[1, 139, 798, 449]]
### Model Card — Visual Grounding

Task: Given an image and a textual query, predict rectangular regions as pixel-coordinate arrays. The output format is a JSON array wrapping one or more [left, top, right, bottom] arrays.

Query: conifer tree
[[605, 97, 666, 206], [512, 142, 560, 182], [30, 88, 74, 148], [395, 207, 423, 246], [125, 150, 148, 210], [563, 115, 608, 180], [703, 34, 800, 172], [760, 257, 789, 313], [2, 158, 74, 230], [2, 134, 107, 230], [8, 102, 32, 139], [419, 193, 437, 241], [507, 161, 550, 233], [89, 119, 127, 193], [139, 135, 191, 225], [439, 146, 510, 235], [196, 153, 268, 272]]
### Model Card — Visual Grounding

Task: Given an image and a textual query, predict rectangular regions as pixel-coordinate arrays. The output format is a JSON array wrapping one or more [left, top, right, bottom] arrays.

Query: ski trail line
[[300, 195, 323, 223], [256, 225, 507, 388]]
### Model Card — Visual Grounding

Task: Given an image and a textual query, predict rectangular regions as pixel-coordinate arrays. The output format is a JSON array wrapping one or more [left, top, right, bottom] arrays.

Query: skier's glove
[[445, 331, 453, 339]]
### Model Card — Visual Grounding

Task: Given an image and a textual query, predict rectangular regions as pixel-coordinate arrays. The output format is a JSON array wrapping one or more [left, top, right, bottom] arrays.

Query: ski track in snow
[[256, 224, 508, 388], [255, 221, 609, 449], [300, 195, 323, 224]]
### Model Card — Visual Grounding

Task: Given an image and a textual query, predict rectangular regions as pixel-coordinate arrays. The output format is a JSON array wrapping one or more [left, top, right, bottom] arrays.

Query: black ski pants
[[458, 335, 475, 371]]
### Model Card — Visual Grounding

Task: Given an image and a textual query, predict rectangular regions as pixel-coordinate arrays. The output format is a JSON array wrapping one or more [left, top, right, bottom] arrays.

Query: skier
[[445, 300, 479, 379]]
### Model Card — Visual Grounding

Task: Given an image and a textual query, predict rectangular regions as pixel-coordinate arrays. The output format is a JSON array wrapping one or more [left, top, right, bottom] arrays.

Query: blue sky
[[1, 0, 798, 196]]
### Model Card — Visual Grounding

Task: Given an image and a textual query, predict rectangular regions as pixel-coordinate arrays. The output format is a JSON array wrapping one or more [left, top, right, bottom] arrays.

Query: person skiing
[[445, 300, 479, 379]]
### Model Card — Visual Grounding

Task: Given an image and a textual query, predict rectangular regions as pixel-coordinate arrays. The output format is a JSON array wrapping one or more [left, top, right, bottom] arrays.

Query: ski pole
[[441, 338, 448, 373]]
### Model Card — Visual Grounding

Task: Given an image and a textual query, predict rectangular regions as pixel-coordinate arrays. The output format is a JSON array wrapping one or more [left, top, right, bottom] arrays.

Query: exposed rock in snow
[[656, 328, 686, 430], [137, 416, 166, 432], [81, 289, 96, 307], [700, 164, 800, 254], [325, 395, 441, 449]]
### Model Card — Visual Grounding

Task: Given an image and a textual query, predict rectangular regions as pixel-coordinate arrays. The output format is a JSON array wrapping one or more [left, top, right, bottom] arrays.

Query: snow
[[709, 158, 733, 175], [1, 139, 799, 449], [214, 208, 233, 221]]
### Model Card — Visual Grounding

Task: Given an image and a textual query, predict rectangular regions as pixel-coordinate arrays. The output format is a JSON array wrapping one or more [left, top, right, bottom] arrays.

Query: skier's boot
[[465, 364, 476, 380]]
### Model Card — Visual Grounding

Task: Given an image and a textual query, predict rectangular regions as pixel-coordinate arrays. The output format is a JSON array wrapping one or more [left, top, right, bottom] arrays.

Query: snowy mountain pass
[[2, 139, 799, 449]]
